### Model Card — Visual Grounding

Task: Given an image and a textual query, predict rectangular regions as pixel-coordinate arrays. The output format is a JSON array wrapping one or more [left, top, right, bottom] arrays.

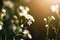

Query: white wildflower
[[24, 14, 35, 22], [20, 39, 24, 40], [4, 1, 13, 8], [44, 18, 47, 21], [0, 21, 3, 25], [19, 6, 24, 10], [20, 6, 28, 15], [21, 24, 24, 28], [51, 16, 55, 20], [19, 28, 22, 32], [12, 25, 16, 30], [25, 6, 30, 12], [24, 14, 31, 19], [22, 9, 28, 15], [2, 8, 6, 13], [1, 13, 6, 18], [30, 16, 35, 22], [27, 20, 32, 26], [13, 15, 18, 19], [45, 24, 49, 27], [19, 12, 24, 16], [23, 29, 29, 34], [0, 25, 2, 30], [28, 33, 32, 39]]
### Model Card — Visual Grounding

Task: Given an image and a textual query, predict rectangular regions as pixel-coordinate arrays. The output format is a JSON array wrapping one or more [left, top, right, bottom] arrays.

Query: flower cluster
[[19, 5, 35, 26], [44, 16, 55, 27], [0, 0, 35, 40]]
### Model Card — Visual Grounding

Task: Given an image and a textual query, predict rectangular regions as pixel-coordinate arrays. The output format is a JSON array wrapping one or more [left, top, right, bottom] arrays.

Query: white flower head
[[24, 14, 35, 22], [22, 9, 28, 15], [25, 6, 30, 12], [1, 13, 6, 18], [44, 18, 47, 21], [27, 20, 32, 26], [19, 6, 35, 24], [0, 25, 2, 30], [19, 6, 24, 10], [23, 29, 29, 34], [28, 33, 32, 39], [21, 24, 24, 28], [12, 25, 16, 30], [30, 17, 35, 22], [0, 21, 3, 25], [20, 39, 24, 40], [13, 15, 18, 19], [24, 14, 31, 19], [19, 28, 22, 32], [19, 6, 28, 15], [4, 1, 13, 8], [19, 12, 24, 17], [2, 8, 6, 13], [51, 16, 55, 20]]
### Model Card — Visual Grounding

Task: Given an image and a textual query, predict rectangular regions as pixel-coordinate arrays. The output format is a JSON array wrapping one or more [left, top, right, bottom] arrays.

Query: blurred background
[[25, 0, 59, 40]]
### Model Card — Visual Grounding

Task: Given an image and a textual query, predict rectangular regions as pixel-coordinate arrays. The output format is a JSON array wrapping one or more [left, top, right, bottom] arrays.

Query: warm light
[[51, 4, 59, 12], [49, 0, 59, 4], [56, 10, 60, 18], [28, 34, 32, 39]]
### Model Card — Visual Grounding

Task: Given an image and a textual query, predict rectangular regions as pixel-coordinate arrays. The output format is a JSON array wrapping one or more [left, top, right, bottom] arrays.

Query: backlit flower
[[28, 33, 32, 39], [21, 24, 24, 28], [27, 20, 32, 26], [12, 25, 16, 30], [2, 8, 6, 13], [19, 6, 24, 10], [0, 25, 2, 30], [25, 6, 30, 12], [20, 39, 24, 40], [51, 16, 55, 20], [44, 18, 47, 21], [23, 29, 29, 34], [19, 12, 24, 16], [0, 21, 3, 25], [45, 24, 49, 27], [19, 28, 22, 32], [4, 1, 13, 8]]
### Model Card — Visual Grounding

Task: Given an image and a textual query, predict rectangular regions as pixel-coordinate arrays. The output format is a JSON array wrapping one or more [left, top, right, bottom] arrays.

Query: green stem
[[5, 34, 7, 40], [46, 27, 49, 40]]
